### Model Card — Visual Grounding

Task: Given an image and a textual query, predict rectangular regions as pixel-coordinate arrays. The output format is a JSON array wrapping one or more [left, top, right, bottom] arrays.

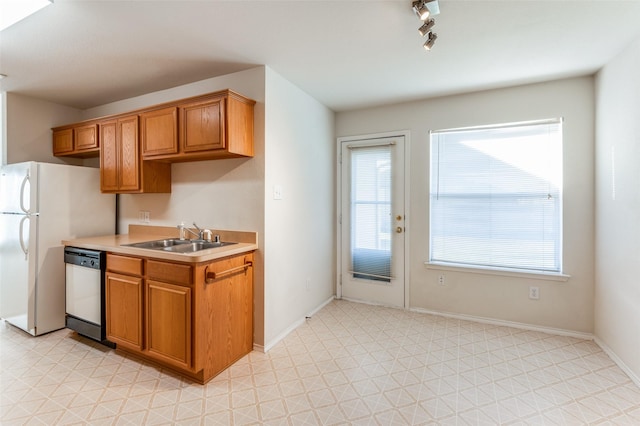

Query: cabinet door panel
[[75, 124, 99, 150], [106, 272, 143, 351], [100, 121, 119, 192], [118, 116, 140, 191], [146, 280, 192, 370], [181, 98, 224, 152], [53, 129, 73, 155], [141, 107, 178, 157]]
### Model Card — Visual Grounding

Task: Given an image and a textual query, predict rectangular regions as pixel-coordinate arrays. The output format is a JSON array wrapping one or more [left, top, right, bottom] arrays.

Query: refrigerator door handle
[[19, 172, 31, 214], [19, 216, 29, 260]]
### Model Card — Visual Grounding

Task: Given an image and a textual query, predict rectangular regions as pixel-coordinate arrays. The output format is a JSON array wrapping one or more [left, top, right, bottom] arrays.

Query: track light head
[[412, 0, 431, 20], [418, 18, 435, 37], [423, 32, 438, 51]]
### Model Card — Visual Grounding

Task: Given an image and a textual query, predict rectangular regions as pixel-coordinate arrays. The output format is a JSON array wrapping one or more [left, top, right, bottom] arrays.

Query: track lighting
[[411, 0, 440, 52], [418, 19, 435, 37], [412, 0, 431, 20], [423, 32, 438, 51]]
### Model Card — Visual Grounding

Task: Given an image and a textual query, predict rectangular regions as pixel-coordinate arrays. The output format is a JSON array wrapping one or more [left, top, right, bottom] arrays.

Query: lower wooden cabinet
[[146, 279, 192, 370], [105, 251, 254, 383], [105, 272, 143, 351]]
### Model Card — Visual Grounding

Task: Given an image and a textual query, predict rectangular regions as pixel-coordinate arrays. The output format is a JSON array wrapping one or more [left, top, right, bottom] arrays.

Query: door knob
[[396, 226, 403, 233]]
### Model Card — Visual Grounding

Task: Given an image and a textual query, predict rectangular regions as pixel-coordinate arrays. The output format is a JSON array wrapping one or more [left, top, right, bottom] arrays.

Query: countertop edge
[[63, 235, 258, 263]]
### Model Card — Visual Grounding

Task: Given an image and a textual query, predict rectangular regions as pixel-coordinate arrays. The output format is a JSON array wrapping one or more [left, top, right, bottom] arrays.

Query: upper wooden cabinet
[[140, 107, 178, 157], [141, 90, 255, 161], [52, 123, 99, 157], [100, 115, 171, 194], [51, 89, 254, 192]]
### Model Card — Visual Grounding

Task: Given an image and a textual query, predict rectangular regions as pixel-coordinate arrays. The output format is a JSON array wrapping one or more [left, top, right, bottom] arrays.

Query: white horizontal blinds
[[430, 119, 563, 272], [350, 144, 392, 282]]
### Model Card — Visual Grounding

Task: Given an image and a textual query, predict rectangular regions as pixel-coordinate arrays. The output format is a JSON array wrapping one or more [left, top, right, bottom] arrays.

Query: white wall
[[594, 38, 640, 381], [337, 77, 596, 333], [5, 93, 90, 166], [262, 68, 335, 349]]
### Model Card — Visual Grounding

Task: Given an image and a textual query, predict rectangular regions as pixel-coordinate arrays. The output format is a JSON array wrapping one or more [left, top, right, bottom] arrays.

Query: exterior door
[[338, 134, 406, 308]]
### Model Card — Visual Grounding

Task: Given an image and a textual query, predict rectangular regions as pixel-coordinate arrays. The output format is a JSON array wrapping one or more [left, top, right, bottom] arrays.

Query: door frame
[[336, 130, 411, 309]]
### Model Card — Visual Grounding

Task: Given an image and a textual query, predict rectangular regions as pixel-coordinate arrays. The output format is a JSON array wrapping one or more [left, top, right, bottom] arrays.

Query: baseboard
[[594, 336, 640, 388], [409, 306, 594, 341], [259, 296, 336, 353]]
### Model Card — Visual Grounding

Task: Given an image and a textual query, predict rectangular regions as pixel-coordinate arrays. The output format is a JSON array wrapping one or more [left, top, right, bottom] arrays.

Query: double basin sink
[[124, 238, 236, 254]]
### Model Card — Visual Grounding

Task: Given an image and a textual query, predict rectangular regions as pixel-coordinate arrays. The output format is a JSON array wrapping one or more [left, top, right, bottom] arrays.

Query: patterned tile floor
[[1, 299, 639, 425]]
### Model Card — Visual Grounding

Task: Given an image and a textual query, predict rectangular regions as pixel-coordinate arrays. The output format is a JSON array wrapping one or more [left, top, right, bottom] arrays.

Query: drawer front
[[147, 260, 193, 286], [107, 253, 143, 276]]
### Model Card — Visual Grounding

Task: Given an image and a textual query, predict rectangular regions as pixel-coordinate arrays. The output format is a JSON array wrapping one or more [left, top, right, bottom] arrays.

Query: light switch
[[273, 185, 283, 200]]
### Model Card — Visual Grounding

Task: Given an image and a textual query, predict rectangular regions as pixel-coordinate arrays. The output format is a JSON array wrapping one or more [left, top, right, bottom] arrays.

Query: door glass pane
[[350, 145, 391, 282]]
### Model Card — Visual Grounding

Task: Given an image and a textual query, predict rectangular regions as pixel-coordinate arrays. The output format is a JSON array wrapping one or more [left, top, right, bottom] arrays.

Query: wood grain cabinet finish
[[146, 280, 192, 370], [140, 107, 178, 157], [52, 123, 99, 157], [105, 272, 143, 351], [52, 89, 254, 190], [99, 115, 171, 194], [104, 252, 254, 384], [142, 90, 255, 161]]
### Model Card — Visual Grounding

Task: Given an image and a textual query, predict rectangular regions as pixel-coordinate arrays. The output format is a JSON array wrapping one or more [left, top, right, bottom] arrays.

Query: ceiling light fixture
[[412, 0, 440, 52], [423, 32, 438, 51], [412, 0, 431, 20], [418, 19, 435, 37], [0, 0, 53, 32]]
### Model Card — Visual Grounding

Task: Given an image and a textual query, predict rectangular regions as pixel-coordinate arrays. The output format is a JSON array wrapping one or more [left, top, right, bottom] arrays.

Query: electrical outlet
[[438, 274, 445, 286], [529, 286, 540, 300], [143, 211, 150, 223]]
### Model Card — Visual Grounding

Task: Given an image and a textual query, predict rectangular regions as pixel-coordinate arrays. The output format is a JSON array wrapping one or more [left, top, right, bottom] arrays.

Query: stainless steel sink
[[123, 239, 236, 253], [162, 241, 236, 253], [124, 238, 191, 249]]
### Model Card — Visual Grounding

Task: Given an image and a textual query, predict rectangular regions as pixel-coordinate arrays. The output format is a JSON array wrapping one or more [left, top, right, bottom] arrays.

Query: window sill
[[424, 262, 570, 282]]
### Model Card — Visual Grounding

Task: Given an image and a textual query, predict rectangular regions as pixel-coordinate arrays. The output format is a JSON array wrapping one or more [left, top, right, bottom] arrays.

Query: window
[[350, 144, 392, 282], [429, 119, 563, 273]]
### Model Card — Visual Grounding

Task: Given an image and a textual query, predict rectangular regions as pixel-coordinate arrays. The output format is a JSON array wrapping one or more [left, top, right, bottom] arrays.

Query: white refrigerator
[[0, 161, 115, 336]]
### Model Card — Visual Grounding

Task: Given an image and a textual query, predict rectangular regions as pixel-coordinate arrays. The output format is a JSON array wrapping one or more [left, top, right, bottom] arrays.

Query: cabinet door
[[100, 120, 119, 192], [52, 129, 73, 155], [118, 115, 140, 191], [180, 98, 225, 153], [141, 107, 178, 157], [106, 272, 143, 351], [146, 280, 192, 370], [74, 124, 99, 151]]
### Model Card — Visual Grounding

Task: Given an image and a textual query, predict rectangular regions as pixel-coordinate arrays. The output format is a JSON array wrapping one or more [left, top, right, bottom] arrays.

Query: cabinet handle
[[205, 260, 253, 283]]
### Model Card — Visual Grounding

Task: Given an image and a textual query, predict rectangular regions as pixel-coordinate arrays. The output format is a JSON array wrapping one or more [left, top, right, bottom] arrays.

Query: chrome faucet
[[177, 222, 216, 242], [192, 222, 205, 240], [177, 222, 200, 240]]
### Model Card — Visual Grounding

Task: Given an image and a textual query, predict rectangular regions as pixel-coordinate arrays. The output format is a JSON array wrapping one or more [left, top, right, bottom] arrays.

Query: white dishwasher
[[64, 247, 114, 347]]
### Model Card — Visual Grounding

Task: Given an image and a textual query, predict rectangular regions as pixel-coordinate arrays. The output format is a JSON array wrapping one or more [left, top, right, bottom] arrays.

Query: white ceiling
[[1, 0, 640, 112]]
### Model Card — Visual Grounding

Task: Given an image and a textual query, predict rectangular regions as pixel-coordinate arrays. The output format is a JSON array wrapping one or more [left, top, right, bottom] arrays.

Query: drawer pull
[[205, 260, 252, 283]]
